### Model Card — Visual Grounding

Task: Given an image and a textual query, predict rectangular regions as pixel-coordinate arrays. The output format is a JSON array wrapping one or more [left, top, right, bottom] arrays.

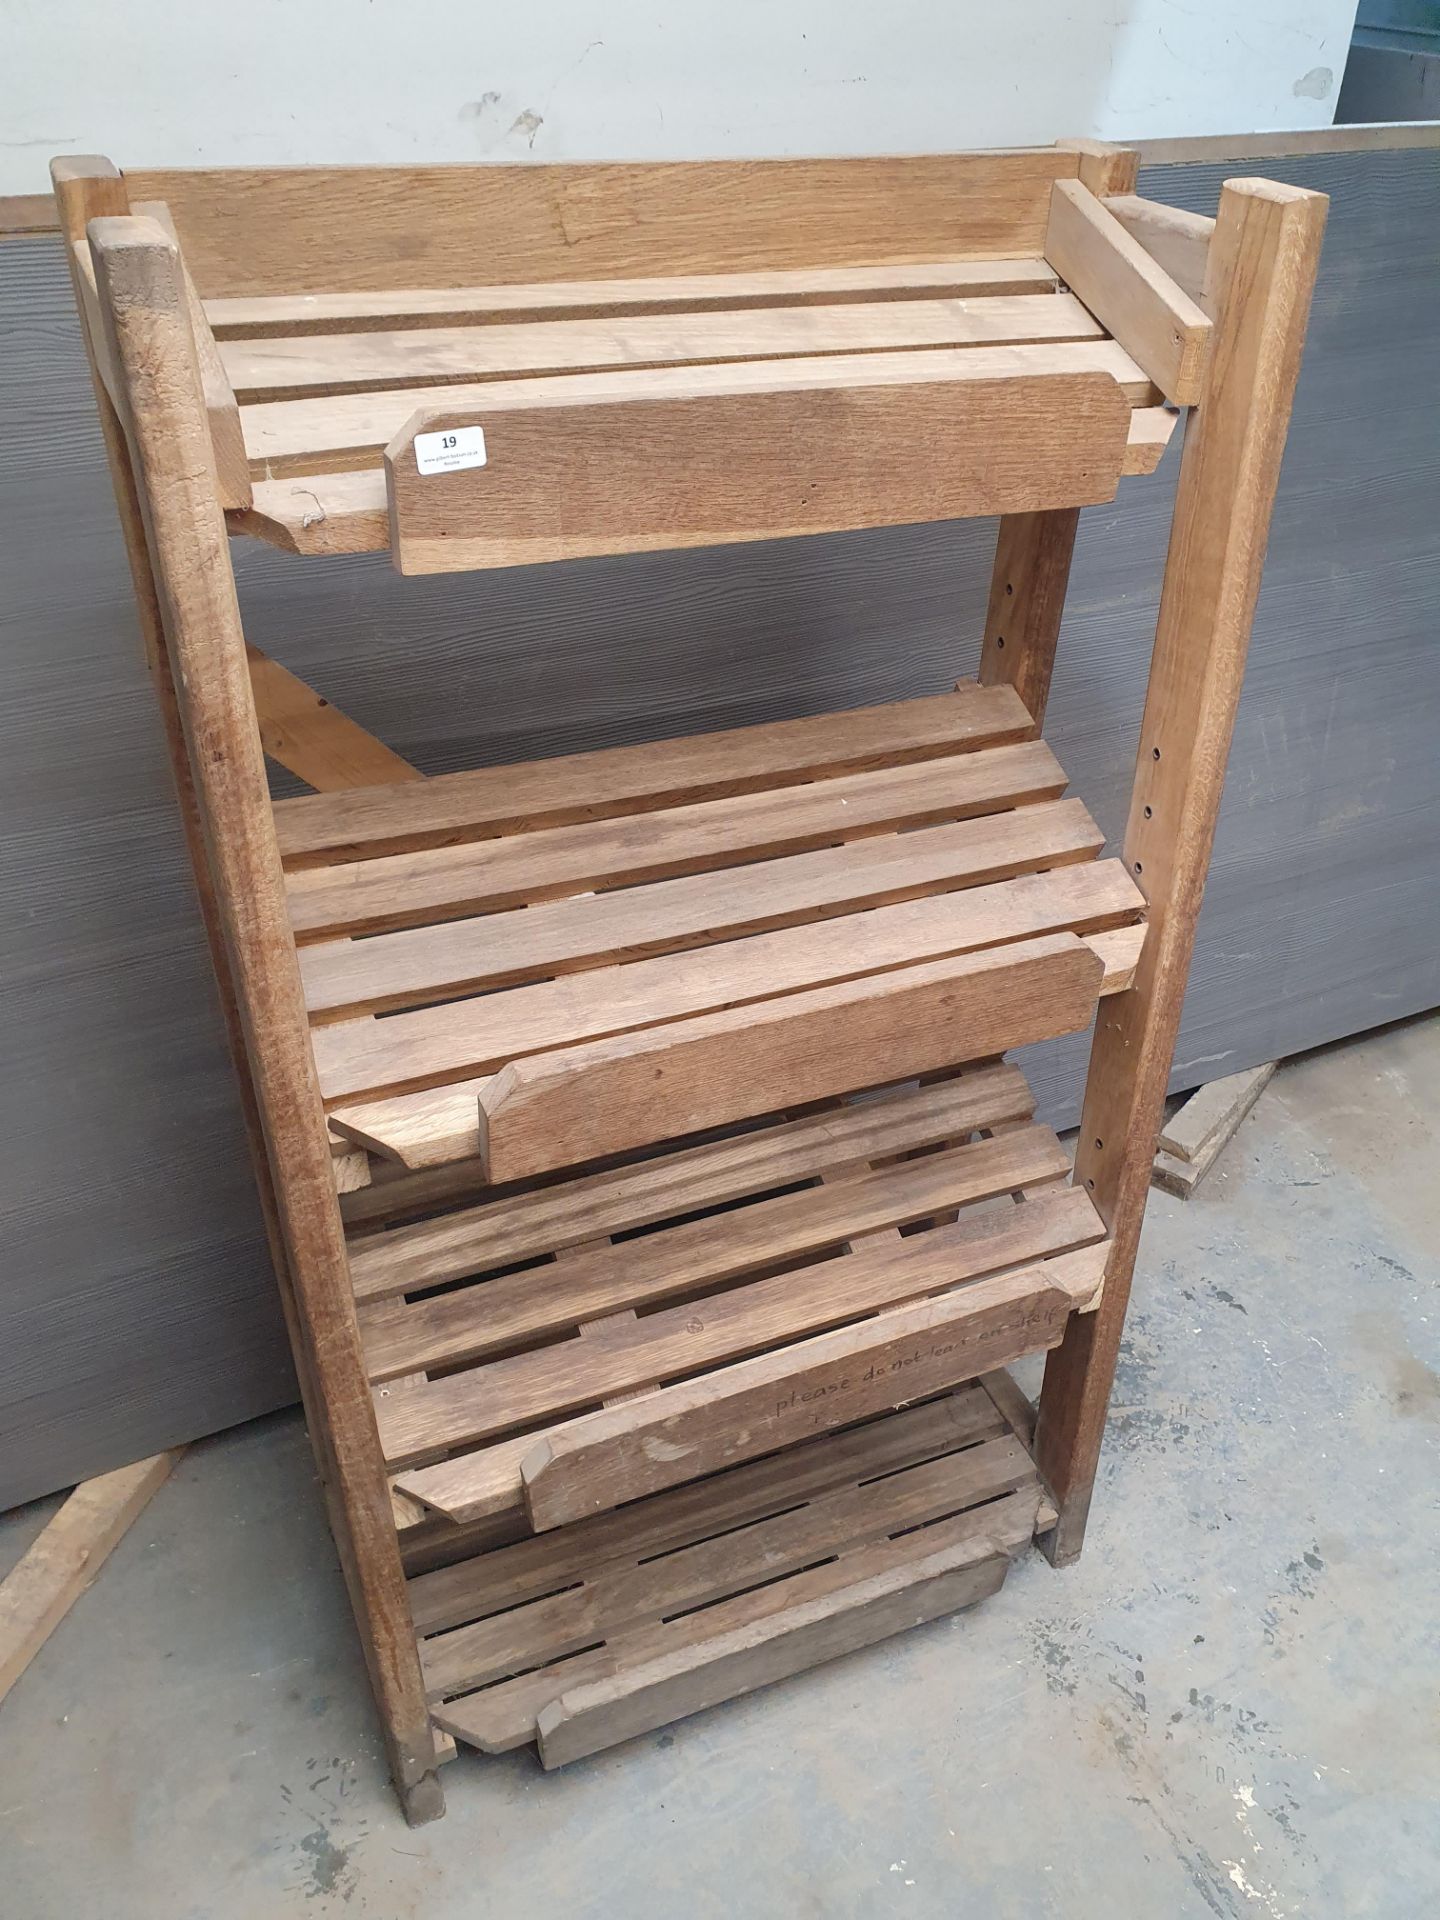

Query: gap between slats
[[286, 738, 1070, 940], [207, 258, 1061, 337], [348, 1064, 1034, 1301], [316, 861, 1142, 1121], [224, 292, 1106, 403], [301, 799, 1108, 1024]]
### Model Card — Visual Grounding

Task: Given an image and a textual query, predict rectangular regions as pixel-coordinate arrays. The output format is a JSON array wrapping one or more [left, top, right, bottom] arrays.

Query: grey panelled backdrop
[[1, 146, 1437, 1509]]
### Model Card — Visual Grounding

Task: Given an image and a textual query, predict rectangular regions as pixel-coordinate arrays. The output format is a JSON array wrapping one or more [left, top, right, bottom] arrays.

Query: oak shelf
[[54, 139, 1324, 1818]]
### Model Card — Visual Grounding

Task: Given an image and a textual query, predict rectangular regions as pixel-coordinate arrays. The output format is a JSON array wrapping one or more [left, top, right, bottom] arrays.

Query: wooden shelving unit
[[53, 140, 1324, 1823]]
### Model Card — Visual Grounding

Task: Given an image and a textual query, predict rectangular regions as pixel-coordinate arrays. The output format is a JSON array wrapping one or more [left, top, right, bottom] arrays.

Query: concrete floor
[[2, 1016, 1437, 1919]]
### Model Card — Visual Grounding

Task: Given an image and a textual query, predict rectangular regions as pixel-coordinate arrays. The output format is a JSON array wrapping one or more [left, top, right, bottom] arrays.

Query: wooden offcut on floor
[[1152, 1062, 1277, 1197], [0, 1450, 180, 1708]]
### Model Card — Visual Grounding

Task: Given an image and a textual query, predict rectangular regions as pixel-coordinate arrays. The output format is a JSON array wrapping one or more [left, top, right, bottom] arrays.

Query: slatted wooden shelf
[[366, 1057, 1108, 1528], [414, 1381, 1046, 1767], [283, 684, 1146, 1181], [57, 141, 1325, 1818], [171, 156, 1190, 564]]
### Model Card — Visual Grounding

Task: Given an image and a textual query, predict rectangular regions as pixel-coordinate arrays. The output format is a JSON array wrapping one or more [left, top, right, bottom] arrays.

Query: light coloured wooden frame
[[53, 142, 1325, 1817]]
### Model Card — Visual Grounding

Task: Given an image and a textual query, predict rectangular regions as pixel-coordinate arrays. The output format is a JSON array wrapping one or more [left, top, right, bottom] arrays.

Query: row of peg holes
[[995, 576, 1014, 647], [1092, 747, 1163, 1182]]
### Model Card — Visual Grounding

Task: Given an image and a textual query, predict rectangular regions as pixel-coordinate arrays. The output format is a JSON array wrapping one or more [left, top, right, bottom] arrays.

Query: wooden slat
[[315, 860, 1143, 1110], [378, 1182, 1098, 1443], [129, 201, 251, 509], [530, 1496, 1036, 1766], [1044, 180, 1212, 407], [387, 369, 1132, 575], [345, 1067, 1029, 1244], [232, 401, 1178, 557], [207, 258, 1061, 336], [303, 799, 1105, 1022], [407, 1386, 1003, 1631], [1086, 922, 1146, 995], [402, 1386, 998, 1542], [435, 1642, 631, 1753], [225, 292, 1105, 400], [421, 1435, 1035, 1699], [128, 151, 1085, 297], [981, 1367, 1038, 1446], [276, 682, 1033, 866], [0, 192, 58, 236], [341, 1155, 505, 1230], [1104, 196, 1214, 309], [359, 1147, 1096, 1391], [289, 739, 1067, 939], [348, 1064, 1033, 1302], [519, 1249, 1103, 1530], [246, 645, 422, 792], [231, 467, 390, 555], [0, 1450, 182, 1706], [330, 1141, 372, 1195], [243, 340, 1158, 480], [1121, 405, 1180, 475], [476, 933, 1104, 1184]]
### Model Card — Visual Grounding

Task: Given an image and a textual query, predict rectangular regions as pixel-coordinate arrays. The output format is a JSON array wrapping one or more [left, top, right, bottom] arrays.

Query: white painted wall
[[8, 0, 1358, 195]]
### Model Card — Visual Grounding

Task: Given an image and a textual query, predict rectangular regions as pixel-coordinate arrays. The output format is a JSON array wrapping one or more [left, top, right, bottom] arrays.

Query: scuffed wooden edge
[[1138, 122, 1440, 165]]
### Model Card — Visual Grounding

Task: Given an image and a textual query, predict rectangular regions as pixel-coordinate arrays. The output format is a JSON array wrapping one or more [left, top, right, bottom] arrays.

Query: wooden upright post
[[87, 215, 443, 1823], [52, 163, 328, 1426], [978, 508, 1082, 727], [54, 156, 359, 1674], [1034, 179, 1327, 1563]]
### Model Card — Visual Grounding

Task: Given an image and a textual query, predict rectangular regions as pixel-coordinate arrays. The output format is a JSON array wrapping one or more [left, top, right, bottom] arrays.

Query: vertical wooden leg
[[1035, 179, 1328, 1565], [58, 163, 442, 1820], [89, 215, 443, 1822], [53, 167, 344, 1481], [978, 508, 1081, 727]]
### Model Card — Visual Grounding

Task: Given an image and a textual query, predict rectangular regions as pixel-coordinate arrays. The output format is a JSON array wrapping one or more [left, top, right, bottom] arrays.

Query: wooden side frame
[[1033, 178, 1327, 1561], [64, 193, 445, 1826]]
